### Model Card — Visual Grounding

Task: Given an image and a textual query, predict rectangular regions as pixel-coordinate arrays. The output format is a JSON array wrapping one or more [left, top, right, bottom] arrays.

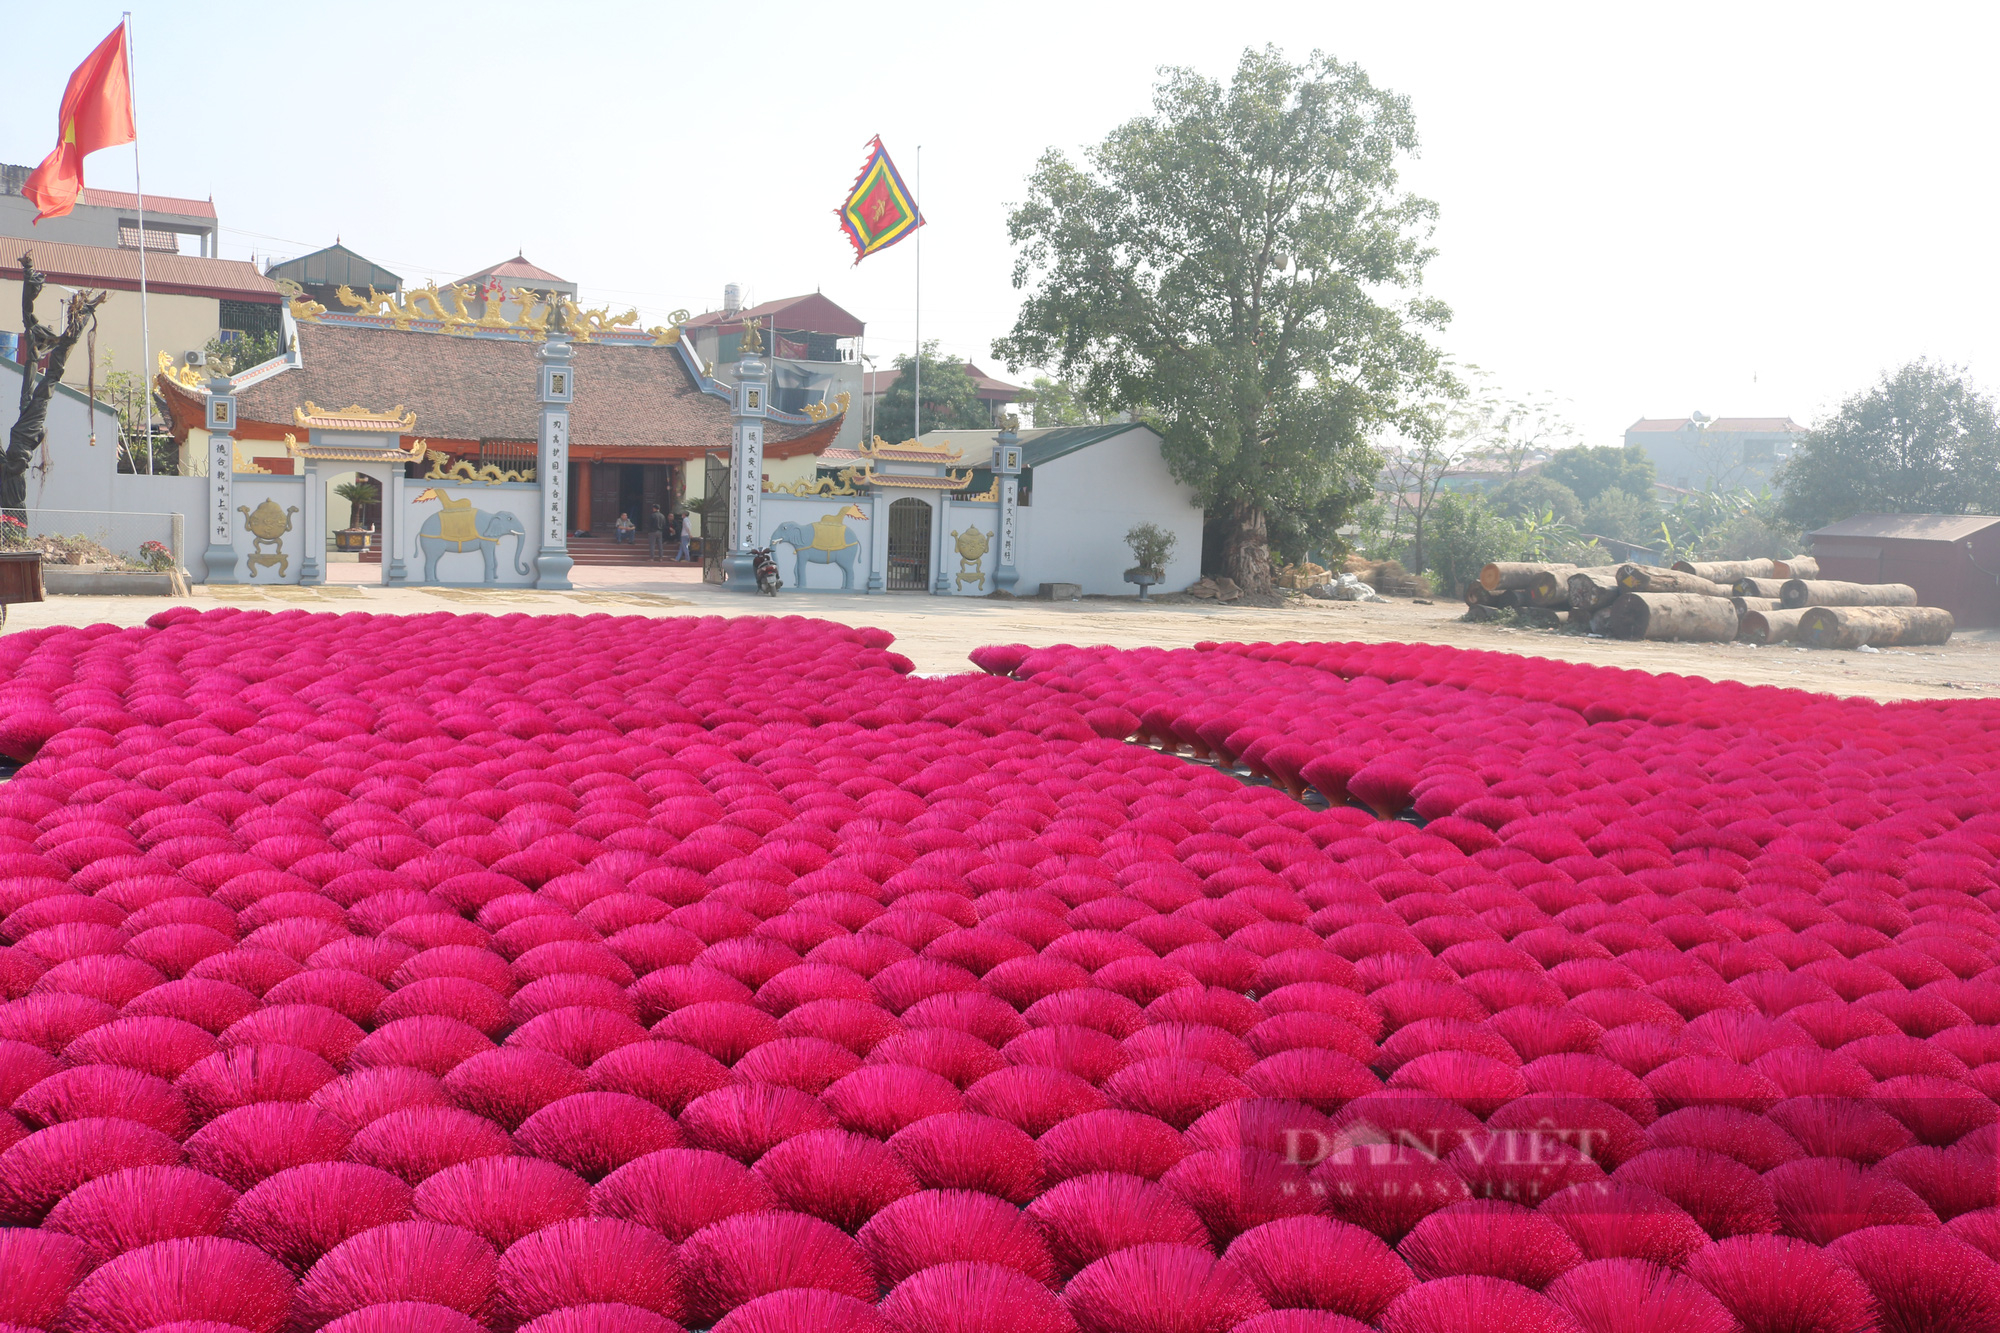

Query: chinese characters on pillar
[[999, 477, 1018, 566], [542, 411, 568, 547], [732, 424, 762, 551], [211, 438, 233, 544]]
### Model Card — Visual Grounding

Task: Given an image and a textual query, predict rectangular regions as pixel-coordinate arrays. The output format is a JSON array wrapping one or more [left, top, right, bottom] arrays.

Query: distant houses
[[1626, 414, 1805, 491]]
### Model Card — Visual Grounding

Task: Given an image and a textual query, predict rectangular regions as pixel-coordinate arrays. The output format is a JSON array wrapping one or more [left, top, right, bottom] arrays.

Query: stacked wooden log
[[1779, 579, 1917, 608], [1467, 562, 1578, 610], [1470, 554, 1954, 648], [1797, 605, 1955, 648]]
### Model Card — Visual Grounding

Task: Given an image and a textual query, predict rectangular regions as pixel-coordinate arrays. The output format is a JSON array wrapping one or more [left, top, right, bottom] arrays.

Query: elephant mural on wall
[[771, 504, 866, 590], [412, 488, 530, 584]]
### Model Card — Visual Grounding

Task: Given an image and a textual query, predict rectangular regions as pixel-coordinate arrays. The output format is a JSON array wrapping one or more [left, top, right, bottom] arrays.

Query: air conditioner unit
[[184, 351, 205, 367]]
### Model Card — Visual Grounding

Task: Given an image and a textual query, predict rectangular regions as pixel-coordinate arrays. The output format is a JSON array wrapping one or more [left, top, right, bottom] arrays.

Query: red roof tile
[[684, 293, 864, 338], [1625, 417, 1694, 433], [454, 255, 569, 286], [1705, 417, 1804, 433], [865, 362, 1024, 402]]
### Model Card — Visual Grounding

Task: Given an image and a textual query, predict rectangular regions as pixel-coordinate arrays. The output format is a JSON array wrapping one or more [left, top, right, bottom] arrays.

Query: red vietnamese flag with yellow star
[[836, 136, 922, 264], [22, 24, 135, 222]]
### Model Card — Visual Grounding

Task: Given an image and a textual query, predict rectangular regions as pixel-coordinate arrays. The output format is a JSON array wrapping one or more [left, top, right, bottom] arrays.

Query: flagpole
[[912, 145, 921, 442], [124, 11, 152, 475]]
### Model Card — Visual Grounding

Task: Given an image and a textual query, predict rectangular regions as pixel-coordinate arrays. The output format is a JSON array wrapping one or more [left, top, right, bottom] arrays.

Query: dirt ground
[[4, 567, 1996, 703]]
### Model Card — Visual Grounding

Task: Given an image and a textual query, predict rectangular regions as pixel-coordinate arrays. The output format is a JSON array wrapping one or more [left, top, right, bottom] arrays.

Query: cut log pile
[[1474, 554, 1955, 647]]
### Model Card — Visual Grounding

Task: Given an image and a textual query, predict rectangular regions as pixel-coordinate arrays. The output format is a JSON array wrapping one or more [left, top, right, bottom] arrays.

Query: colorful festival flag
[[22, 23, 135, 222], [836, 136, 922, 265]]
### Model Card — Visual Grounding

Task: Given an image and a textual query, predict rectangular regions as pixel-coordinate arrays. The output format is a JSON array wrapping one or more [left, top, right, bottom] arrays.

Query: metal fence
[[0, 508, 186, 572]]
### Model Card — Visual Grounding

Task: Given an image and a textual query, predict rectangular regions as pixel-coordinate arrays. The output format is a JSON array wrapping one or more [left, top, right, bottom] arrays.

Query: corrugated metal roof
[[77, 185, 216, 219], [1810, 513, 2000, 542], [910, 422, 1150, 468], [0, 241, 276, 300], [1018, 422, 1146, 466]]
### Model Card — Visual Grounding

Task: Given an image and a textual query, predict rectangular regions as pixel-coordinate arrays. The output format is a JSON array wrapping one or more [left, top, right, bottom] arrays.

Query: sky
[[8, 2, 1997, 448]]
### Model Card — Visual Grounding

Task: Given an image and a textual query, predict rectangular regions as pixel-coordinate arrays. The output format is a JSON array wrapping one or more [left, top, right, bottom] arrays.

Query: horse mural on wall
[[412, 488, 529, 584], [771, 504, 866, 590]]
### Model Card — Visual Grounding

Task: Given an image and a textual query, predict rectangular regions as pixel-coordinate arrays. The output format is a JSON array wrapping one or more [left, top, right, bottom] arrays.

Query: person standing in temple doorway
[[673, 505, 692, 562], [647, 504, 667, 561]]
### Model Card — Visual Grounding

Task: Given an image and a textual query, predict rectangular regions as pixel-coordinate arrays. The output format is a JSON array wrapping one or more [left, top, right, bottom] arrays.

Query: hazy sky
[[9, 2, 1996, 446]]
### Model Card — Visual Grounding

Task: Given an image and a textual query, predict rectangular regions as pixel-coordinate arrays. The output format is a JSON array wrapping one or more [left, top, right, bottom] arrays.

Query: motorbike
[[750, 546, 782, 596]]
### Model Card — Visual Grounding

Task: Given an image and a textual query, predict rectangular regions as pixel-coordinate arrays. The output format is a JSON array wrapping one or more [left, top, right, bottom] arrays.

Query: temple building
[[154, 286, 845, 566]]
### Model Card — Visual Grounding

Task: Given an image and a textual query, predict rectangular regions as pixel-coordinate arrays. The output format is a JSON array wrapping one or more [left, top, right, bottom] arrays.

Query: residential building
[[0, 164, 219, 256], [265, 244, 403, 312], [684, 288, 866, 448], [1626, 414, 1805, 491], [0, 242, 281, 394], [452, 255, 577, 325]]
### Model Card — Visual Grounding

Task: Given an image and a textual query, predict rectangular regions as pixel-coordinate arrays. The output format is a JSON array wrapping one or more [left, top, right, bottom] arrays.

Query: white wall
[[227, 475, 309, 585], [400, 480, 541, 586], [0, 362, 119, 514], [758, 493, 873, 592], [939, 500, 999, 596], [1017, 427, 1203, 595]]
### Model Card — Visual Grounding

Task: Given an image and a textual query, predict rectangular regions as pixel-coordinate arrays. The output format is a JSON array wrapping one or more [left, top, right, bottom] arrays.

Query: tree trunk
[[1220, 500, 1273, 595], [1740, 607, 1810, 644], [1526, 568, 1580, 608], [3, 258, 103, 516], [1601, 591, 1739, 641], [1732, 595, 1778, 615], [1480, 562, 1574, 592], [1798, 605, 1954, 648], [1671, 558, 1777, 582], [1731, 576, 1787, 599], [1567, 569, 1622, 613], [1779, 579, 1918, 608], [1616, 564, 1728, 596], [1772, 555, 1818, 579]]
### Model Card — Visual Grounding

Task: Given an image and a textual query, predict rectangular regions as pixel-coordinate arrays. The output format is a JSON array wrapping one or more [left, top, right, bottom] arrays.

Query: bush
[[1699, 511, 1803, 562], [1124, 523, 1178, 572], [1544, 444, 1655, 505], [1423, 491, 1518, 595], [1490, 476, 1582, 525], [1582, 487, 1657, 543]]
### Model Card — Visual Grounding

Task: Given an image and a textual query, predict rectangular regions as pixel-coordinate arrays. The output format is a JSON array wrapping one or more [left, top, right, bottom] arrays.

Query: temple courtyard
[[5, 566, 1997, 701]]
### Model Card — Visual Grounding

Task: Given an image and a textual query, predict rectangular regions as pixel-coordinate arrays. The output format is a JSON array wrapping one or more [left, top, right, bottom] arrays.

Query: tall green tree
[[872, 341, 988, 441], [1543, 444, 1656, 506], [994, 46, 1450, 591], [1025, 376, 1106, 429], [1776, 360, 2000, 530]]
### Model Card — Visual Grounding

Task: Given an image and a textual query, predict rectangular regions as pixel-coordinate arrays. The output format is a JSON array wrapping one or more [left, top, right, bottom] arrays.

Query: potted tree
[[1123, 523, 1177, 598], [334, 478, 381, 552]]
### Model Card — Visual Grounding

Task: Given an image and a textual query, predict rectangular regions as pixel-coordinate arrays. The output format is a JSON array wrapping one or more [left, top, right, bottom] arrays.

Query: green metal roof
[[1017, 422, 1146, 467], [0, 356, 121, 417]]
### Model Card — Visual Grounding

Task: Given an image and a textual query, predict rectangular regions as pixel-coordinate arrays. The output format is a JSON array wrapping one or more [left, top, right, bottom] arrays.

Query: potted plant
[[334, 478, 381, 551], [1123, 523, 1178, 598]]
